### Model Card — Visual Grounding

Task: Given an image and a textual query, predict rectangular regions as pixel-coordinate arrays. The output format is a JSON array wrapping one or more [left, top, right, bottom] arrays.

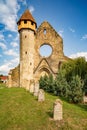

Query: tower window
[[30, 62, 32, 65], [44, 29, 46, 35], [25, 35, 27, 38], [31, 21, 34, 25], [24, 20, 27, 24], [25, 51, 27, 54]]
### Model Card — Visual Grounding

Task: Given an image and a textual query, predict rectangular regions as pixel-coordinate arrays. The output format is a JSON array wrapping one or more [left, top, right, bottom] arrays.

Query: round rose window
[[39, 44, 52, 57]]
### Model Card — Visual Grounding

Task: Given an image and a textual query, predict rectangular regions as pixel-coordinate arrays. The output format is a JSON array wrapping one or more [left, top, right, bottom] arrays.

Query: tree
[[67, 75, 84, 103], [39, 74, 55, 93], [39, 74, 48, 91], [62, 57, 87, 94], [46, 74, 55, 93], [54, 70, 68, 97], [62, 57, 87, 82], [39, 57, 87, 103], [83, 74, 87, 95]]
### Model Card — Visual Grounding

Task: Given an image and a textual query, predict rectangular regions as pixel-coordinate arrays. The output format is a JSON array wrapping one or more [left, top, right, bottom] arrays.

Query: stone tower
[[17, 10, 37, 89]]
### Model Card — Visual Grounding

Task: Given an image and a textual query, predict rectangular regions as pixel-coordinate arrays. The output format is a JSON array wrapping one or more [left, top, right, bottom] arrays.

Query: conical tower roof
[[17, 9, 36, 24]]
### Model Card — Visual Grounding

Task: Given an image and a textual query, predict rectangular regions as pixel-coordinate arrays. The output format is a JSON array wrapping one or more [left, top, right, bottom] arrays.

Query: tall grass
[[0, 84, 87, 130]]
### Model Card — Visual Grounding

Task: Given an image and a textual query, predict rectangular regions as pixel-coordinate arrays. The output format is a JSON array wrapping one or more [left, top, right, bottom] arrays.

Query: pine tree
[[54, 70, 68, 97], [67, 75, 84, 103]]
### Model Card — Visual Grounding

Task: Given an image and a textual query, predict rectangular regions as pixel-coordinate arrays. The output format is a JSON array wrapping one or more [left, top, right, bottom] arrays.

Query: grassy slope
[[0, 84, 87, 130]]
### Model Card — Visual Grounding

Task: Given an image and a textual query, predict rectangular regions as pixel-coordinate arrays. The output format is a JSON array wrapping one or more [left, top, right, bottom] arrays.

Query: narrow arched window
[[25, 51, 27, 54], [25, 35, 27, 38], [44, 29, 46, 35]]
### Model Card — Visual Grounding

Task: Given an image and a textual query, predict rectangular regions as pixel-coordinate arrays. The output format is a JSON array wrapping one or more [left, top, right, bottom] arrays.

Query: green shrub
[[54, 70, 68, 97], [39, 74, 55, 93], [67, 75, 84, 103], [39, 57, 87, 103]]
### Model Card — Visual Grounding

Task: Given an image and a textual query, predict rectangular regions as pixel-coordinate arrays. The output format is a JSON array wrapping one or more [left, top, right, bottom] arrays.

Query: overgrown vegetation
[[0, 86, 87, 130], [40, 57, 87, 103]]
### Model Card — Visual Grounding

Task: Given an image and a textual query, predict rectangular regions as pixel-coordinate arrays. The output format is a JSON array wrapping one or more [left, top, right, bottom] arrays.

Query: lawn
[[0, 84, 87, 130]]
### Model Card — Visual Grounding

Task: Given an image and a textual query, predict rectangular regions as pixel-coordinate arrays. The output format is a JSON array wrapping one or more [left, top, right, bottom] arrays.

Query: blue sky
[[0, 0, 87, 75]]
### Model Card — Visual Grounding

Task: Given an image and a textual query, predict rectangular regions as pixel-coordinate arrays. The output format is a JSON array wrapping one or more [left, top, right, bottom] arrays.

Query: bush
[[39, 74, 55, 93], [54, 70, 68, 97], [39, 57, 87, 103], [67, 75, 84, 103], [39, 75, 48, 91]]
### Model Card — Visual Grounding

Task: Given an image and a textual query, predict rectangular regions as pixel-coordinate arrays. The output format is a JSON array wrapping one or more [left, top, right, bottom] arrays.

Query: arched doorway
[[39, 68, 50, 77]]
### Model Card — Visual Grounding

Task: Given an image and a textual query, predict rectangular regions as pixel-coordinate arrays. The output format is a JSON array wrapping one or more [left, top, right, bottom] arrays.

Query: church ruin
[[7, 9, 69, 89]]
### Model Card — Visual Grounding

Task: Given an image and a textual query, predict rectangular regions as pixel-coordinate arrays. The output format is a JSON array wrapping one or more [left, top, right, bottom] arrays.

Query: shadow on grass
[[77, 104, 87, 111], [46, 110, 53, 118], [60, 96, 87, 111]]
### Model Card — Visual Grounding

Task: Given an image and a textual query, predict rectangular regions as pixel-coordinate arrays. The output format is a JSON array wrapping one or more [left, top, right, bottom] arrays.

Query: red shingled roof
[[0, 76, 8, 81], [17, 9, 36, 24]]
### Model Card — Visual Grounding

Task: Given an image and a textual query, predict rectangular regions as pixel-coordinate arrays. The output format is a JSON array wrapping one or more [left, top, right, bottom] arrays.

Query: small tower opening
[[25, 51, 27, 54], [24, 20, 27, 24], [25, 35, 27, 38], [31, 21, 34, 25], [30, 62, 32, 65]]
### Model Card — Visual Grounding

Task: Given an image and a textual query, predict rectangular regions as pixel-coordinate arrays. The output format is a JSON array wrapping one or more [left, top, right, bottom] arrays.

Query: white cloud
[[81, 34, 87, 40], [22, 0, 27, 5], [0, 42, 7, 50], [69, 27, 75, 33], [4, 49, 18, 57], [10, 42, 18, 47], [18, 0, 27, 5], [11, 57, 19, 65], [69, 52, 87, 61], [58, 30, 64, 37], [0, 57, 19, 75], [29, 5, 35, 14], [0, 63, 11, 74], [14, 33, 19, 41], [8, 34, 12, 38], [0, 33, 5, 41], [0, 0, 20, 32]]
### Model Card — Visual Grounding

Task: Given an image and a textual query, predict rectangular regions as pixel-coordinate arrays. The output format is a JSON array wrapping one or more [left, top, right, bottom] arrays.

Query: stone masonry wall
[[11, 65, 20, 87]]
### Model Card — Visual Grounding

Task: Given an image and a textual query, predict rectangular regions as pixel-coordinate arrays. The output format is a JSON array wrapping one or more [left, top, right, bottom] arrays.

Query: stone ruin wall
[[8, 65, 20, 87]]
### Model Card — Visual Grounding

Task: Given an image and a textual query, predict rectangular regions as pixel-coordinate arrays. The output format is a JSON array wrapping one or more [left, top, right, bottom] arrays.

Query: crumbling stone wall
[[8, 65, 20, 87]]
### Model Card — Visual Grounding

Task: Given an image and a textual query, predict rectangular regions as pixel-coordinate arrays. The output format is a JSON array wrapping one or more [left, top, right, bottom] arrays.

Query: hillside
[[0, 84, 87, 130]]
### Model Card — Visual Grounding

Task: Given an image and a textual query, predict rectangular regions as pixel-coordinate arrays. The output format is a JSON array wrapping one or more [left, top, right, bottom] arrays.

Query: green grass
[[0, 84, 87, 130]]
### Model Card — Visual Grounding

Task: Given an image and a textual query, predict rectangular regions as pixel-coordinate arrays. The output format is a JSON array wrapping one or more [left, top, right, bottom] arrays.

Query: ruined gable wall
[[34, 22, 66, 76]]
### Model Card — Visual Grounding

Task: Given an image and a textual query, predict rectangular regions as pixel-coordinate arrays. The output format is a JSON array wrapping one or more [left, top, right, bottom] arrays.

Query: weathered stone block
[[29, 79, 35, 93], [53, 99, 63, 120], [34, 83, 39, 96], [38, 89, 45, 102]]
